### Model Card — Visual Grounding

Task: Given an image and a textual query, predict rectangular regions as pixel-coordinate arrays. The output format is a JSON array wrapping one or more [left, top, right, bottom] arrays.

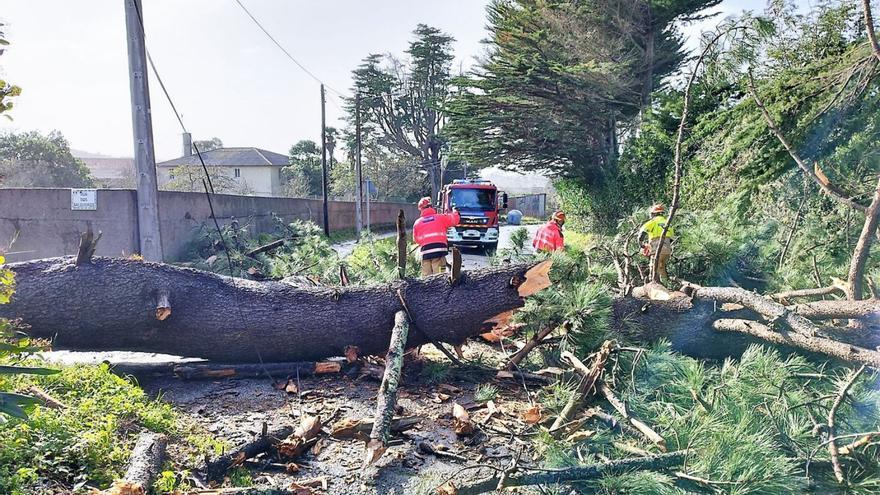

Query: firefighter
[[413, 197, 461, 277], [640, 203, 675, 282], [533, 210, 566, 252]]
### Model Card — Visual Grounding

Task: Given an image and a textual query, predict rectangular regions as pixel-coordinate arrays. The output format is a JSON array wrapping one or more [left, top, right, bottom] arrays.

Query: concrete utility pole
[[320, 84, 330, 237], [124, 0, 163, 261], [354, 93, 363, 239]]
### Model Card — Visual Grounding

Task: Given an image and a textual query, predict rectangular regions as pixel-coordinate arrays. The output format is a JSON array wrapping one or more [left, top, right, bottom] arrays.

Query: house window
[[234, 168, 241, 178], [279, 168, 283, 179]]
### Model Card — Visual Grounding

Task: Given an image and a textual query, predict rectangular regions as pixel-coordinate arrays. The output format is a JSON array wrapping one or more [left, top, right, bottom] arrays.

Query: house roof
[[156, 147, 289, 168]]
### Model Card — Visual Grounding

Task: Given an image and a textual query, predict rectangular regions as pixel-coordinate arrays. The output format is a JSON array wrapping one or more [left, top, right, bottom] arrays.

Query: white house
[[157, 145, 289, 197]]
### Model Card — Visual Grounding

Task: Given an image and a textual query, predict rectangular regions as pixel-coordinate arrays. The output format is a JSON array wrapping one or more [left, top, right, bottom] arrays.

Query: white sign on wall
[[71, 189, 97, 211]]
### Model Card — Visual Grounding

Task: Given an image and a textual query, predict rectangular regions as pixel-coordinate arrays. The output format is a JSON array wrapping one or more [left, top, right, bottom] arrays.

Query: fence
[[0, 188, 418, 262], [508, 194, 547, 218]]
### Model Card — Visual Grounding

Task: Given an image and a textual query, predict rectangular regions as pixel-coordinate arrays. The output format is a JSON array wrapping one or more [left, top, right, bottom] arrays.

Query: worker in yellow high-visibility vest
[[639, 203, 675, 282]]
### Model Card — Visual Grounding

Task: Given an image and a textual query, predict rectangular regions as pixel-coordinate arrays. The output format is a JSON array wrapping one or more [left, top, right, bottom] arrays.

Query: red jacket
[[533, 221, 564, 252], [413, 207, 460, 259]]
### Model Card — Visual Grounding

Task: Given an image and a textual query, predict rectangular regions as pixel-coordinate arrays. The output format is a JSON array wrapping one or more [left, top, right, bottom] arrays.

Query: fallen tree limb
[[363, 310, 408, 468], [504, 324, 558, 371], [330, 416, 420, 439], [791, 300, 880, 320], [598, 382, 667, 451], [828, 364, 866, 483], [712, 319, 880, 368], [455, 451, 687, 494], [771, 285, 845, 303], [244, 239, 284, 258], [277, 414, 322, 460], [205, 424, 294, 483], [550, 341, 616, 432], [110, 361, 343, 381], [106, 431, 167, 494], [692, 286, 822, 337], [2, 257, 549, 362]]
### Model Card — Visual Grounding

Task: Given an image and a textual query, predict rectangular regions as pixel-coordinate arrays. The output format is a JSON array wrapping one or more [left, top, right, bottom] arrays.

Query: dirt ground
[[138, 342, 548, 494]]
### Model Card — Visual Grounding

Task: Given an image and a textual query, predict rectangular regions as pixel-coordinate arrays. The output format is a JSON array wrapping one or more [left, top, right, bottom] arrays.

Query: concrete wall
[[0, 188, 418, 262]]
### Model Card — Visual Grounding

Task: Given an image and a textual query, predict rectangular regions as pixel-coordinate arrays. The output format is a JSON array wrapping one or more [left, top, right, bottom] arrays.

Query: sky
[[0, 0, 793, 161]]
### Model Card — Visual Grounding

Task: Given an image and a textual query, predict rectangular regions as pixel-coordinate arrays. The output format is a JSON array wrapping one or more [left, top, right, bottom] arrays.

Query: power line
[[232, 0, 346, 97]]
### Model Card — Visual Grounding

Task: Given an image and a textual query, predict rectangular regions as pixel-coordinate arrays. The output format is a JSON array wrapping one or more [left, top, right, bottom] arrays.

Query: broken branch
[[363, 310, 409, 468]]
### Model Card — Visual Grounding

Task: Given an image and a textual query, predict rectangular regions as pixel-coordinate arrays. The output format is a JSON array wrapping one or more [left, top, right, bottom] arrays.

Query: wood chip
[[521, 404, 542, 424], [344, 345, 360, 363], [437, 481, 459, 494], [452, 403, 475, 436]]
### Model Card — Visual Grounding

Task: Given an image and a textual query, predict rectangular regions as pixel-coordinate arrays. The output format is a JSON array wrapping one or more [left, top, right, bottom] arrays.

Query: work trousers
[[649, 238, 673, 281], [420, 257, 446, 277]]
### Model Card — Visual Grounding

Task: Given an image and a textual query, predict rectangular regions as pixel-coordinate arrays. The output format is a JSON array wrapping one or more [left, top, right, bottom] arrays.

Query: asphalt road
[[458, 223, 540, 269]]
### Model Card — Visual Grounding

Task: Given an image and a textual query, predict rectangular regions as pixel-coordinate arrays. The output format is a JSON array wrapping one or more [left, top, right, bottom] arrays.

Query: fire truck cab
[[439, 179, 508, 251]]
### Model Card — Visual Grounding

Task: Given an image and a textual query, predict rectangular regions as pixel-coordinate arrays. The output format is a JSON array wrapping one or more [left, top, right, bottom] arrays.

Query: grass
[[420, 360, 451, 385], [0, 362, 221, 494], [473, 384, 499, 403]]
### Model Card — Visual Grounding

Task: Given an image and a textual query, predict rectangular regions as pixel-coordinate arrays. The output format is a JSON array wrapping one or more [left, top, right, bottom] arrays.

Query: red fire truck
[[439, 179, 508, 251]]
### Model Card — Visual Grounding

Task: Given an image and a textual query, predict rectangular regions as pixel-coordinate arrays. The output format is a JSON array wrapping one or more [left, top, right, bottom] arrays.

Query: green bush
[[0, 364, 216, 494]]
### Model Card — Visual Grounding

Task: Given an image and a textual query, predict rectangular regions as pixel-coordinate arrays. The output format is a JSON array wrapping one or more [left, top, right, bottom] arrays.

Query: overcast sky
[[0, 0, 784, 160]]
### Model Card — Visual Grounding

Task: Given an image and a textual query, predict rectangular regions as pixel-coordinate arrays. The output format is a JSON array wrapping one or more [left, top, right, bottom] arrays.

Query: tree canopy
[[346, 24, 455, 200], [0, 131, 94, 188]]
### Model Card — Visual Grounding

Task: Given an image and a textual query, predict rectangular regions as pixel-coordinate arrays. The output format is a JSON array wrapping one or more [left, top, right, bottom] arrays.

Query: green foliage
[[164, 164, 242, 194], [530, 343, 880, 493], [282, 140, 323, 198], [447, 0, 719, 181], [192, 137, 223, 153], [419, 360, 451, 385], [0, 23, 21, 120], [346, 24, 455, 195], [0, 130, 94, 188], [345, 235, 421, 284], [473, 384, 498, 403], [0, 363, 218, 494]]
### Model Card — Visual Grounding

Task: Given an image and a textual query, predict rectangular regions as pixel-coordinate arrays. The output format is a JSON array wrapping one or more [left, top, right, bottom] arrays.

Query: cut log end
[[517, 259, 553, 297], [155, 289, 171, 321]]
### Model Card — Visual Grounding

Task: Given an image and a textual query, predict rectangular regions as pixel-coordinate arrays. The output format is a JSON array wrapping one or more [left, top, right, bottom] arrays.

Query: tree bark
[[109, 361, 343, 381], [846, 174, 880, 300], [1, 257, 542, 362], [117, 431, 167, 494], [206, 424, 294, 483], [864, 0, 880, 62], [364, 310, 409, 467], [712, 319, 880, 368], [791, 299, 880, 320]]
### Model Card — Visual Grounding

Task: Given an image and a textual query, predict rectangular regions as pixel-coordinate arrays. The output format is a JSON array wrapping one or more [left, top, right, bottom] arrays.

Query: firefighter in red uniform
[[413, 197, 461, 277], [533, 210, 566, 252]]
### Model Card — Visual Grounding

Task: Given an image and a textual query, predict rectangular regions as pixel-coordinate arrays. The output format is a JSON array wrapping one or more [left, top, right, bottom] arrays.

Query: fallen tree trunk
[[456, 451, 687, 495], [1, 257, 547, 362]]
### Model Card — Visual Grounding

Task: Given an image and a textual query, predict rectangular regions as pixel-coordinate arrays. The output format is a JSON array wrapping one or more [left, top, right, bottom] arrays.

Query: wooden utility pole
[[355, 93, 363, 239], [124, 0, 163, 261], [320, 84, 330, 237]]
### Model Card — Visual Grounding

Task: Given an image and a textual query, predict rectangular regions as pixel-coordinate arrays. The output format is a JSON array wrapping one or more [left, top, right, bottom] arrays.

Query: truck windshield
[[450, 188, 496, 211]]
